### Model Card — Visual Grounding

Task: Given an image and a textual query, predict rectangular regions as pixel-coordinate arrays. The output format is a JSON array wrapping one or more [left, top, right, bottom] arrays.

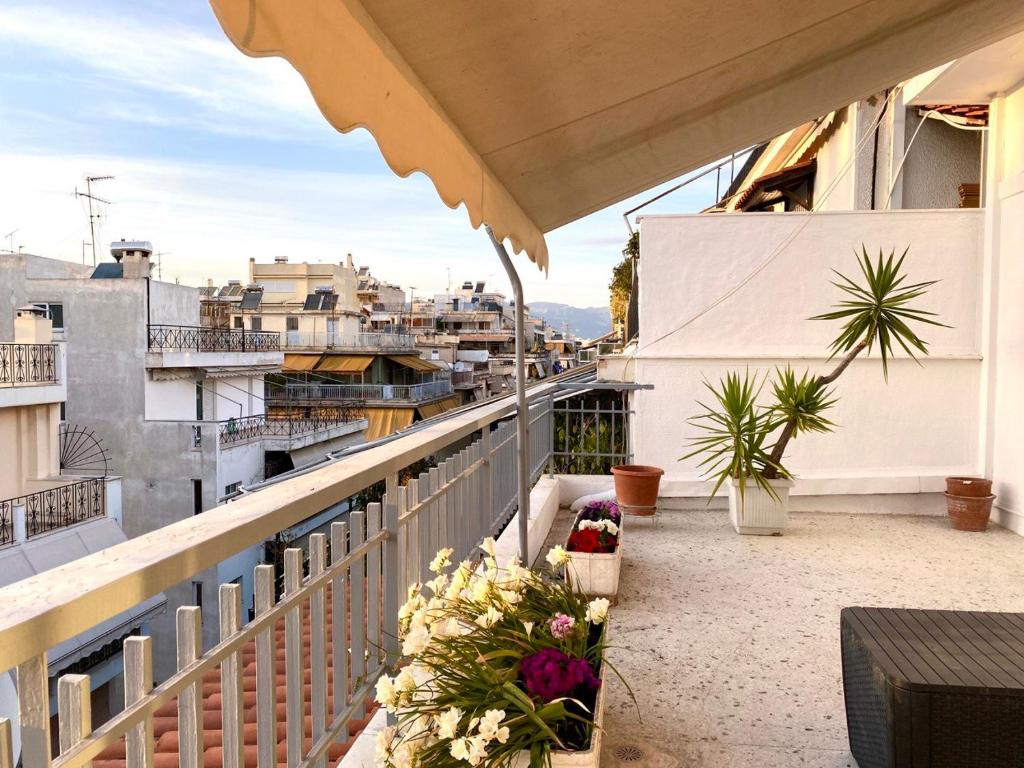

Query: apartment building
[[0, 305, 162, 734]]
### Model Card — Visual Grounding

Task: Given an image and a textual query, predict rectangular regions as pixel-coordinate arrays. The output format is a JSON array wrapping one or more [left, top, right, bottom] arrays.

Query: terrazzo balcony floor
[[540, 508, 1024, 768]]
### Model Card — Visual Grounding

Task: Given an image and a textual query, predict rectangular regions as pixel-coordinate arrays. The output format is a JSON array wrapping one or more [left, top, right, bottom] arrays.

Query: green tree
[[609, 232, 637, 332]]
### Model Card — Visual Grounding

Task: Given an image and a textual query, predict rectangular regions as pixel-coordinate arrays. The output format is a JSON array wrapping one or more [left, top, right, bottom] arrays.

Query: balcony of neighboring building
[[144, 324, 284, 369], [215, 411, 368, 452], [0, 307, 66, 409], [0, 475, 123, 549], [281, 330, 417, 353]]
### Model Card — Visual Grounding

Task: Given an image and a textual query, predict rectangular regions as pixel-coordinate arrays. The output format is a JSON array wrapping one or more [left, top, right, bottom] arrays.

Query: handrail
[[147, 324, 281, 352], [218, 412, 361, 445], [0, 477, 106, 545], [0, 379, 564, 671], [0, 342, 58, 386]]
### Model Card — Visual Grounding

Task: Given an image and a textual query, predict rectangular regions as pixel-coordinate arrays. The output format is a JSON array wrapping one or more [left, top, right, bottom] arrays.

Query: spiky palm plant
[[685, 246, 946, 491], [680, 370, 784, 500]]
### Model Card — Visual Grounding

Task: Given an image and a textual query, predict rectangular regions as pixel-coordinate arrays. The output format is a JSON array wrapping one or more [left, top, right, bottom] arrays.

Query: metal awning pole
[[485, 226, 530, 565]]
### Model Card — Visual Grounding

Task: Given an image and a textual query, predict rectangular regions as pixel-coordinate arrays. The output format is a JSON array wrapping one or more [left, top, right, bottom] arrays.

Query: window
[[195, 382, 204, 420], [192, 479, 203, 515], [251, 316, 262, 331], [225, 481, 242, 496], [286, 316, 299, 332], [192, 581, 203, 612], [32, 302, 64, 332], [191, 425, 202, 449], [232, 316, 243, 329]]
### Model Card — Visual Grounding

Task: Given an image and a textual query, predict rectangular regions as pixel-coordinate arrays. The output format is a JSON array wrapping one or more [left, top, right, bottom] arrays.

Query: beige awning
[[388, 354, 442, 373], [283, 354, 322, 372], [364, 407, 415, 441], [315, 354, 375, 373], [417, 395, 461, 420], [210, 1, 1024, 269]]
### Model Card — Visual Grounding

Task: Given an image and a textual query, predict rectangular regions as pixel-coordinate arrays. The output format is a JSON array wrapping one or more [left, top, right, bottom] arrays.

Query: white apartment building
[[619, 33, 1024, 534]]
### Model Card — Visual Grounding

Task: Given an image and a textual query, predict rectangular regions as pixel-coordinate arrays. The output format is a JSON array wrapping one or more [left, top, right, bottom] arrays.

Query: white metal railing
[[0, 389, 559, 768], [282, 331, 415, 350], [276, 379, 454, 402]]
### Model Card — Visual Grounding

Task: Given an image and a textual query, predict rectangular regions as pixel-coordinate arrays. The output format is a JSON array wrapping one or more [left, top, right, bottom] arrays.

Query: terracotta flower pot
[[945, 477, 992, 498], [610, 464, 664, 516], [944, 492, 995, 532]]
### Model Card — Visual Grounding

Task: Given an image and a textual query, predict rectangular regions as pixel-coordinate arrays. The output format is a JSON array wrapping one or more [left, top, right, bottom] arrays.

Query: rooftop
[[538, 509, 1024, 767]]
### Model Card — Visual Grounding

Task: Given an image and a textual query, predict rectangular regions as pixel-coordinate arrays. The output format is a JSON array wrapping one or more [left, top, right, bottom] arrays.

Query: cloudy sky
[[0, 1, 727, 307]]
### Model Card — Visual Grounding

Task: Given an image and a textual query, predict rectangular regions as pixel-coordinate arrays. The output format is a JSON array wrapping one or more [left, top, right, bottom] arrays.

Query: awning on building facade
[[283, 354, 323, 372], [210, 0, 1024, 270], [388, 355, 442, 373], [315, 355, 375, 373], [363, 407, 416, 441], [416, 395, 462, 420]]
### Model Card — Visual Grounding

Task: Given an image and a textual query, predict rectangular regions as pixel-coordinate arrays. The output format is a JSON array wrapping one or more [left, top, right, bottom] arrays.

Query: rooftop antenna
[[81, 240, 92, 264], [3, 229, 18, 253], [75, 175, 114, 267], [155, 251, 172, 281]]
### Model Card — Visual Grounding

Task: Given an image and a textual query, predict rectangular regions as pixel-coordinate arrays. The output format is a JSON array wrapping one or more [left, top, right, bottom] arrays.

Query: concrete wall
[[902, 111, 982, 210], [982, 84, 1024, 534], [0, 403, 61, 497], [635, 209, 983, 498]]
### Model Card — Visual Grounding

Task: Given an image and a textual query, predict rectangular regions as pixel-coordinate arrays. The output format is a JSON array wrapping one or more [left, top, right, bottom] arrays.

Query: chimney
[[110, 239, 153, 279], [346, 252, 354, 269], [14, 305, 52, 344]]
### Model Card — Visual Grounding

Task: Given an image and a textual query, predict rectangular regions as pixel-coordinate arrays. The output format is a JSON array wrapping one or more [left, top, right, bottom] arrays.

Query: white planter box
[[726, 477, 793, 535], [566, 516, 623, 598], [512, 627, 609, 768]]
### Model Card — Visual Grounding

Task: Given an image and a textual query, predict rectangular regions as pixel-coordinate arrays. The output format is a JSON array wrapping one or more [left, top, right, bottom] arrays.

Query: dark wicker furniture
[[841, 606, 1024, 767]]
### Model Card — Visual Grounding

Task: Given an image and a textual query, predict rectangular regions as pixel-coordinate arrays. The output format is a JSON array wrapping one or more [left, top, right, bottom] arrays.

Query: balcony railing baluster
[[0, 343, 57, 386], [0, 478, 106, 545], [147, 325, 280, 352]]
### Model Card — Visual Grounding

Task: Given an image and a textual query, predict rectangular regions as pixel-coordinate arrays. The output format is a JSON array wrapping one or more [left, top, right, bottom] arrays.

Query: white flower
[[374, 674, 399, 711], [394, 665, 417, 695], [546, 545, 570, 569], [402, 622, 431, 656], [523, 620, 535, 637], [374, 726, 396, 762], [586, 597, 610, 625], [425, 573, 449, 597], [477, 709, 506, 741], [604, 520, 620, 536], [435, 706, 463, 739], [470, 576, 491, 603], [475, 605, 503, 629], [499, 589, 521, 606], [480, 537, 497, 558], [433, 616, 462, 638], [467, 736, 489, 766], [449, 738, 471, 762], [429, 547, 454, 573]]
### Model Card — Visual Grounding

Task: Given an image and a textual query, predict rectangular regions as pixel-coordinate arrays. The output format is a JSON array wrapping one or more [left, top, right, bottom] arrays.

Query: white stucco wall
[[634, 209, 983, 496], [982, 84, 1024, 534], [144, 377, 197, 421]]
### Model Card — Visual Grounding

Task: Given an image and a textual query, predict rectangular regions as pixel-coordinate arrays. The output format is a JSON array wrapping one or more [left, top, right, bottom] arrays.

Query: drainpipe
[[485, 226, 530, 565]]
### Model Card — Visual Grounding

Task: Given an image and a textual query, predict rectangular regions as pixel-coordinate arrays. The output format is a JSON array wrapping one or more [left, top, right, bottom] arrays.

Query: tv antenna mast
[[154, 251, 172, 281], [75, 175, 114, 266], [3, 229, 18, 253]]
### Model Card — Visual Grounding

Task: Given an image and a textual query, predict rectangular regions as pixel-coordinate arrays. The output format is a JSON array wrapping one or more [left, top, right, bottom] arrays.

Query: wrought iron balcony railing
[[0, 477, 106, 546], [218, 411, 361, 446], [147, 324, 281, 352], [269, 378, 454, 403], [281, 331, 416, 350], [0, 343, 57, 386]]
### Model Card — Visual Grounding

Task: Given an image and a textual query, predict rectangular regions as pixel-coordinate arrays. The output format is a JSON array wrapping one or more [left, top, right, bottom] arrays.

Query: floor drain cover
[[613, 745, 645, 763]]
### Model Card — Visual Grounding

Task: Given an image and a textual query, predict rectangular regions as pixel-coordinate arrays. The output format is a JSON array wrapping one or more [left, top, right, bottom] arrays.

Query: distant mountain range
[[529, 302, 611, 341]]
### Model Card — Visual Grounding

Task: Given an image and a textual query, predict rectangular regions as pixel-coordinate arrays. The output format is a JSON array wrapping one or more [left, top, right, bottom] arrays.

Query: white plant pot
[[566, 516, 623, 598], [512, 627, 609, 768], [726, 477, 793, 535]]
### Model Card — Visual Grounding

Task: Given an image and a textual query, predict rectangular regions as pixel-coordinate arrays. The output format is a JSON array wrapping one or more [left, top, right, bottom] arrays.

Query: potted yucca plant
[[682, 247, 946, 535]]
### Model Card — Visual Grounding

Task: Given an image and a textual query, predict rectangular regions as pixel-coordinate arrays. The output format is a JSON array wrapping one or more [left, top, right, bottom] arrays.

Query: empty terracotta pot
[[611, 464, 664, 516], [945, 477, 992, 498], [944, 493, 995, 532]]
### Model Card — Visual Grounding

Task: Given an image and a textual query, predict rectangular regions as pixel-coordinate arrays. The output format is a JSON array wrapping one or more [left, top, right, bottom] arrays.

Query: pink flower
[[547, 612, 576, 640]]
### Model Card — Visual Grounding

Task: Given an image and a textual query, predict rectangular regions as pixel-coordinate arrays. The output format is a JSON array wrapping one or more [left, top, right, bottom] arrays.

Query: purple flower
[[579, 500, 621, 524], [520, 648, 601, 702], [548, 613, 576, 640]]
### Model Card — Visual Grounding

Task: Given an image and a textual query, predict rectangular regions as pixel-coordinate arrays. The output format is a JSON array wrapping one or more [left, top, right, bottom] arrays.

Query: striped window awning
[[315, 355, 375, 373]]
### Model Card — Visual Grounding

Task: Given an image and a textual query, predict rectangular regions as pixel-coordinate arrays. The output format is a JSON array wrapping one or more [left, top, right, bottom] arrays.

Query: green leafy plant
[[683, 246, 947, 496], [680, 370, 783, 500]]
